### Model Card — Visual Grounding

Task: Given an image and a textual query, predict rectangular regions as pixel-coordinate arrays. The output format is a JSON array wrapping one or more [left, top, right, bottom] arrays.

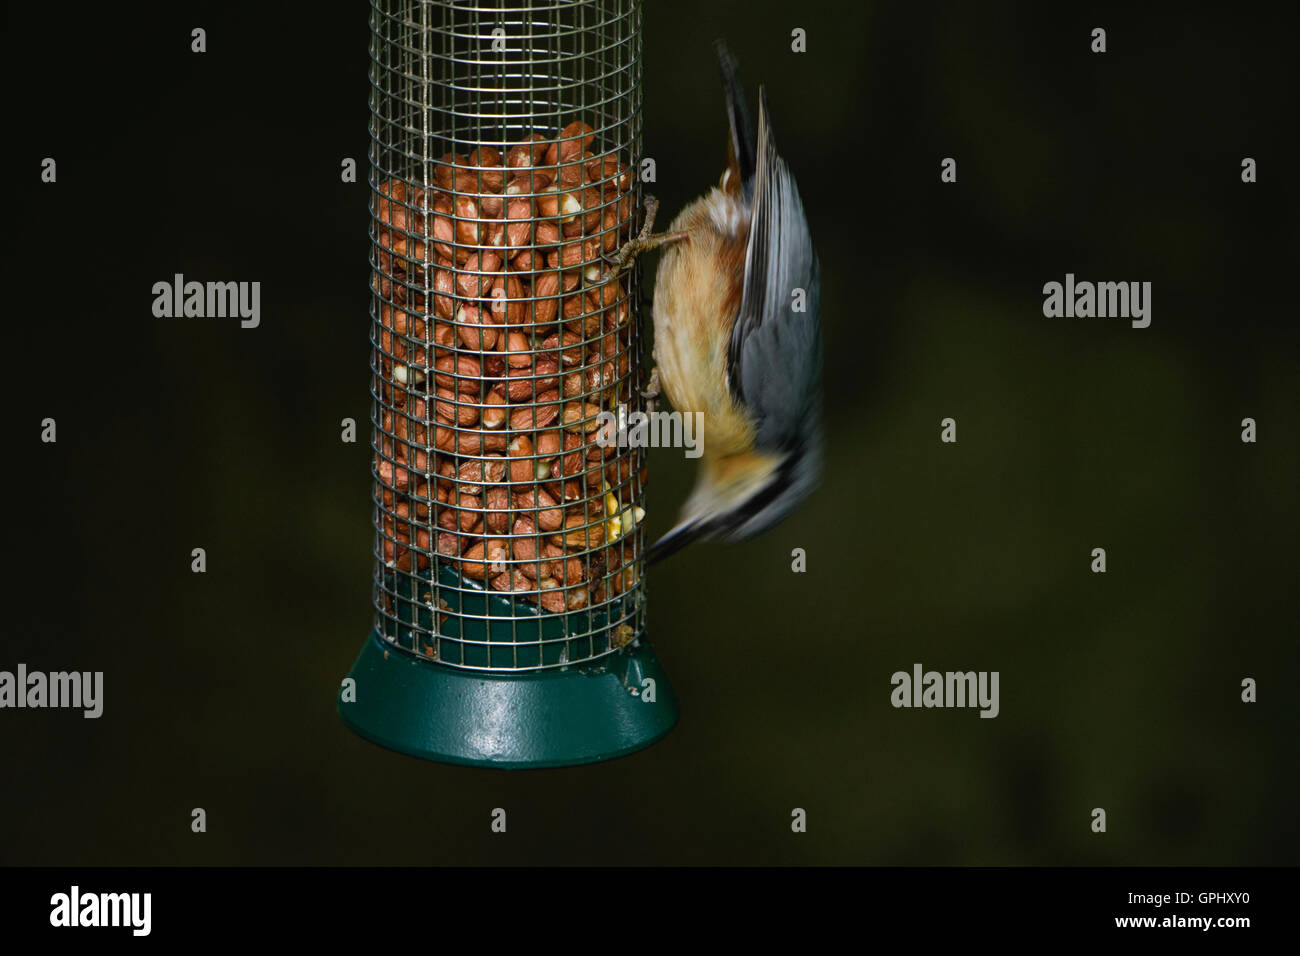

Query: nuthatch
[[613, 41, 822, 564]]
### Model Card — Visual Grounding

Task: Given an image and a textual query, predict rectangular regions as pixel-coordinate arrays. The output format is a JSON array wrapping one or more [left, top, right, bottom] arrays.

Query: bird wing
[[727, 88, 822, 456]]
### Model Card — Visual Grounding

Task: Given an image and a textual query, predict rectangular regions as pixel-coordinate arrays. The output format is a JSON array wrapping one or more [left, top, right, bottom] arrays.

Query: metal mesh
[[368, 0, 646, 671]]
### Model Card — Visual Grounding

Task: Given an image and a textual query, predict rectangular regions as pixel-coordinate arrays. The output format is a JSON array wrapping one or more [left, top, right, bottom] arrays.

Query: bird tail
[[645, 519, 707, 566], [714, 39, 756, 197]]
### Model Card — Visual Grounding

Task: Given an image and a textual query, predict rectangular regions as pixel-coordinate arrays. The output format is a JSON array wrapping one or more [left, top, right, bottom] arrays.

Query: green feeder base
[[339, 630, 678, 768]]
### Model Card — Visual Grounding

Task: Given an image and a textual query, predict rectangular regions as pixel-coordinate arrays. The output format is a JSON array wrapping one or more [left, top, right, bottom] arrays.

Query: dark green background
[[3, 1, 1296, 864]]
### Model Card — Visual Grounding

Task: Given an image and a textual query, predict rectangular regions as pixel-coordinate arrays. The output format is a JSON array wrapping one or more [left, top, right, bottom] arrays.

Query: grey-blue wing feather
[[728, 90, 823, 460]]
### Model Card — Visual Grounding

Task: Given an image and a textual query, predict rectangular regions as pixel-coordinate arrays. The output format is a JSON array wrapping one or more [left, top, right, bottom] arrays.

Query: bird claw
[[600, 195, 687, 282], [641, 366, 661, 415], [637, 195, 661, 242]]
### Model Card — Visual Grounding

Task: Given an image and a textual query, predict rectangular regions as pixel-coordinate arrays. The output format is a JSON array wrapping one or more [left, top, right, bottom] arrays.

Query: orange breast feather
[[651, 189, 754, 458]]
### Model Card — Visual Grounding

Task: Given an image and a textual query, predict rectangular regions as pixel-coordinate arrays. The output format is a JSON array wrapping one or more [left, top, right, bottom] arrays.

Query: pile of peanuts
[[372, 121, 645, 614]]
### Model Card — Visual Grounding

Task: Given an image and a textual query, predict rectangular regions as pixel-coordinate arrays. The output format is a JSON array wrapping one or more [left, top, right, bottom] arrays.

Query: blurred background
[[3, 0, 1297, 865]]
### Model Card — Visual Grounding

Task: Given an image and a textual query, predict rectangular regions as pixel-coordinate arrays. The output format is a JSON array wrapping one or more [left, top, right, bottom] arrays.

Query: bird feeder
[[339, 0, 677, 767]]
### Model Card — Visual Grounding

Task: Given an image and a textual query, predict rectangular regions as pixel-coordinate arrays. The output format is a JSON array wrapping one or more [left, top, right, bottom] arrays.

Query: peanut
[[370, 123, 643, 612]]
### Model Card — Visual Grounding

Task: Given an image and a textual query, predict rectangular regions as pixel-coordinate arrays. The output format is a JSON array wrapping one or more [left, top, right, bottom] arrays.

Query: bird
[[613, 40, 822, 565]]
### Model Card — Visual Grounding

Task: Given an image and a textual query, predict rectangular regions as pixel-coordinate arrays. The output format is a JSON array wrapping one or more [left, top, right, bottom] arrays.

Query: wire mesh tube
[[369, 0, 646, 672]]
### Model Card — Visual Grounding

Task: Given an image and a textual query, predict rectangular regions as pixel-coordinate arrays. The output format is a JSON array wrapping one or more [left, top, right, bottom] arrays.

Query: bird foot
[[601, 196, 688, 281], [640, 365, 661, 415]]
